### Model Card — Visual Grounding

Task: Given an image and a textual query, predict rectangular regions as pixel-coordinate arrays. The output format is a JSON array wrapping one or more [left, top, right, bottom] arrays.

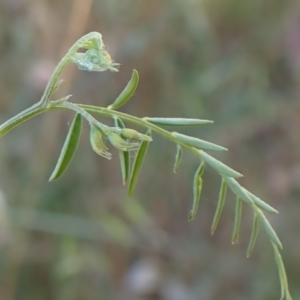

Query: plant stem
[[0, 102, 47, 138], [63, 103, 202, 157], [40, 32, 102, 105], [0, 32, 104, 137]]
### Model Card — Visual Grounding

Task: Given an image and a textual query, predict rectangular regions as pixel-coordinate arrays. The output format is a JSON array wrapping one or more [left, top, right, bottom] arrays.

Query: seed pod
[[49, 113, 82, 181], [108, 132, 140, 151], [108, 69, 139, 110], [144, 117, 213, 126], [120, 128, 152, 142], [90, 125, 112, 159]]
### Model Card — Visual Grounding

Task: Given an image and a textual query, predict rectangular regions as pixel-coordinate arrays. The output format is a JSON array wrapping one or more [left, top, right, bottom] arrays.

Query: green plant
[[0, 32, 292, 300]]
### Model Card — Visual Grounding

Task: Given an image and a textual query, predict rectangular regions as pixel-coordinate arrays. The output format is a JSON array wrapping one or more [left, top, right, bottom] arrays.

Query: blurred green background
[[0, 0, 300, 299]]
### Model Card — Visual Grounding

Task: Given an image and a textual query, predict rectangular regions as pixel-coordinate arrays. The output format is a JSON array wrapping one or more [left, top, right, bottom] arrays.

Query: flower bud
[[120, 128, 152, 142], [72, 48, 119, 72], [108, 132, 140, 151], [90, 125, 112, 159]]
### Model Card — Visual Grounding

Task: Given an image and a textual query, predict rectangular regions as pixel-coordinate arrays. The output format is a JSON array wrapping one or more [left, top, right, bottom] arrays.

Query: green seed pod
[[49, 113, 82, 181], [120, 128, 152, 142], [90, 125, 112, 159], [108, 69, 139, 110], [120, 128, 139, 139], [108, 132, 140, 151]]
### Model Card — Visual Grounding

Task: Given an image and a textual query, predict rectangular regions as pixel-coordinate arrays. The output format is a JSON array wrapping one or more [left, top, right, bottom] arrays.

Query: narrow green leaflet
[[223, 176, 253, 204], [246, 213, 259, 257], [244, 189, 278, 214], [232, 197, 242, 244], [199, 151, 243, 178], [128, 131, 151, 196], [188, 162, 205, 221], [258, 210, 282, 249], [144, 117, 213, 126], [108, 69, 139, 110], [115, 116, 125, 129], [173, 145, 182, 173], [272, 242, 293, 300], [211, 178, 227, 234], [173, 132, 227, 151], [49, 113, 82, 181], [114, 117, 130, 185]]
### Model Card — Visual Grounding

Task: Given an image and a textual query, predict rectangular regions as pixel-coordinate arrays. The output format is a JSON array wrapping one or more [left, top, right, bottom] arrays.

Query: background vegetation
[[0, 0, 299, 299]]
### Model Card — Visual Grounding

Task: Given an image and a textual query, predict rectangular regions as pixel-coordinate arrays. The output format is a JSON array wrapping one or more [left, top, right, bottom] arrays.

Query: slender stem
[[0, 102, 47, 138], [0, 32, 104, 137], [56, 102, 202, 158], [57, 102, 96, 125], [55, 101, 113, 133], [40, 32, 102, 106]]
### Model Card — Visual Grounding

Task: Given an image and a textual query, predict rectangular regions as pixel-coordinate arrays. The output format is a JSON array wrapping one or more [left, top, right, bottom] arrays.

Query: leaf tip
[[188, 211, 194, 222]]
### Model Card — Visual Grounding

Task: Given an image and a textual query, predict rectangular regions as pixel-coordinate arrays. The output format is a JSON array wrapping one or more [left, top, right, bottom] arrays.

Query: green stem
[[0, 102, 47, 138], [0, 32, 104, 137], [56, 102, 112, 133], [40, 32, 102, 105], [68, 103, 202, 157]]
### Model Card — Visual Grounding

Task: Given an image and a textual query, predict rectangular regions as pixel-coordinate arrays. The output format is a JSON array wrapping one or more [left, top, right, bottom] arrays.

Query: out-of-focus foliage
[[0, 0, 300, 299]]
